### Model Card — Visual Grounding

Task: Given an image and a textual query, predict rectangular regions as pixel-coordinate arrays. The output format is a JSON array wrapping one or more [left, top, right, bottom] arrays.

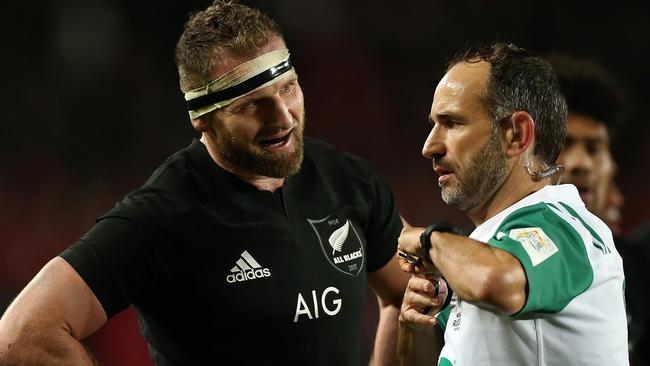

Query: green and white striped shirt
[[437, 184, 628, 366]]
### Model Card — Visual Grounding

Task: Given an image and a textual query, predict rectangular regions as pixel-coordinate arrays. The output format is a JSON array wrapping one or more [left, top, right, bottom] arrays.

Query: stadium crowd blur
[[1, 0, 649, 364]]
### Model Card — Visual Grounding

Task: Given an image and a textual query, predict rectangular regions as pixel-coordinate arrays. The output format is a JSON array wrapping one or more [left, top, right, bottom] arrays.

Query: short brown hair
[[448, 42, 568, 165], [175, 0, 283, 91]]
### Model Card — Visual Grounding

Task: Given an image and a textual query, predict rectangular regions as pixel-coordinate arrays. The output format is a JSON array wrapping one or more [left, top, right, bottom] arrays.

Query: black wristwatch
[[419, 221, 464, 263]]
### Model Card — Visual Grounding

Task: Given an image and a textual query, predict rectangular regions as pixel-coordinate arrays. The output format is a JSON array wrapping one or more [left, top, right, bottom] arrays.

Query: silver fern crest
[[328, 220, 350, 255]]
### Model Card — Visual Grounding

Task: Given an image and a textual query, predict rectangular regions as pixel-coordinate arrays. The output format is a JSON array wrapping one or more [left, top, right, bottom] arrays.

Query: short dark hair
[[546, 55, 624, 138], [448, 42, 568, 165], [175, 0, 283, 92]]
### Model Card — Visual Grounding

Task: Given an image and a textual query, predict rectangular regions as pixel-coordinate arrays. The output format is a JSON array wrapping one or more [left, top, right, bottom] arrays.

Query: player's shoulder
[[303, 137, 375, 178], [144, 142, 196, 190], [107, 142, 200, 220]]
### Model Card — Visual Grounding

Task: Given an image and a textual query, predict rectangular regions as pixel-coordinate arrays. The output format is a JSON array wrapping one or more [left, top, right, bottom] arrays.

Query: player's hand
[[399, 275, 448, 328]]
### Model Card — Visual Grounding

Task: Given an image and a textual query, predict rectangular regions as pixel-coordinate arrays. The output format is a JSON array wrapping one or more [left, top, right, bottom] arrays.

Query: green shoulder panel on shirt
[[436, 304, 452, 331], [438, 357, 454, 366], [486, 202, 594, 314], [555, 202, 610, 254]]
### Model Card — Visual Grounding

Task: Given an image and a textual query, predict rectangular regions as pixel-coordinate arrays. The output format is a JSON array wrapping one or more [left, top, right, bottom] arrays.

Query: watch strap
[[419, 220, 465, 263]]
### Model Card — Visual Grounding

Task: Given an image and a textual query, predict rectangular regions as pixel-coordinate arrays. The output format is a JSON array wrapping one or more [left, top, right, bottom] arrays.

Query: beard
[[439, 127, 507, 211], [213, 115, 305, 179]]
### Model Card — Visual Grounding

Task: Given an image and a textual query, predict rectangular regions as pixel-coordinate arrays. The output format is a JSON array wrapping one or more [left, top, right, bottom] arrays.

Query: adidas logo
[[225, 250, 271, 283]]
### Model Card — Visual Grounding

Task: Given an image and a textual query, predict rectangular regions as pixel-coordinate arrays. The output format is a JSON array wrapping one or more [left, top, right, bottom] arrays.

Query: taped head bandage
[[184, 48, 295, 119]]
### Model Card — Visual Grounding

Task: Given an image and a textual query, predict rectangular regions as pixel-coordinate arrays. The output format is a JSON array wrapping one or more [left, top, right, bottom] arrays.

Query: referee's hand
[[397, 226, 440, 276], [399, 275, 448, 328]]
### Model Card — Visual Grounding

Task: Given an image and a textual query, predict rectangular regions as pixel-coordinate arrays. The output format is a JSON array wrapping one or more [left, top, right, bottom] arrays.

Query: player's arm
[[399, 226, 527, 315], [367, 254, 410, 366], [0, 257, 107, 365]]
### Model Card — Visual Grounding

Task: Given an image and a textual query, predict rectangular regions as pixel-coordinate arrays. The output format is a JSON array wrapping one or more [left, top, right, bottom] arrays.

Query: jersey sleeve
[[364, 168, 403, 272], [59, 200, 179, 318], [485, 203, 594, 314]]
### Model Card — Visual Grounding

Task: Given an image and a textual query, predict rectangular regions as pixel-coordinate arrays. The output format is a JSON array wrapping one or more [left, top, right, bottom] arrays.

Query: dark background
[[1, 1, 649, 364]]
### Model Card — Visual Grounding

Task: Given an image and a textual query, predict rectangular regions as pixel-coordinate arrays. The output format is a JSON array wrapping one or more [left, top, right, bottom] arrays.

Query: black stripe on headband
[[186, 59, 292, 112]]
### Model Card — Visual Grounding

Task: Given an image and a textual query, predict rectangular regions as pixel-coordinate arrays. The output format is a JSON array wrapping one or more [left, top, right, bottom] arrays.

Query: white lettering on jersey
[[333, 249, 363, 264], [322, 286, 342, 315], [293, 286, 342, 322], [225, 250, 272, 283], [294, 293, 313, 321]]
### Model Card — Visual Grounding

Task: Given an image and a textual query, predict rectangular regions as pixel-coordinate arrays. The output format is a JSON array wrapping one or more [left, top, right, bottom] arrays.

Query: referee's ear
[[504, 111, 535, 159]]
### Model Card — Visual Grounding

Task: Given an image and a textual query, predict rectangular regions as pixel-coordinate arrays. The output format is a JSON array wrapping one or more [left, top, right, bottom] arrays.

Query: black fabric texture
[[59, 137, 402, 366]]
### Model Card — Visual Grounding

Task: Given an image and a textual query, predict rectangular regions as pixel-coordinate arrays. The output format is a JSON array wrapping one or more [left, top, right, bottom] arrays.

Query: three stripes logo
[[225, 250, 271, 283]]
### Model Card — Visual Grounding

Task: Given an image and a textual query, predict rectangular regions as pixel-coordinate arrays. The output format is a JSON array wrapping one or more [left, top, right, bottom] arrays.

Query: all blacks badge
[[307, 215, 365, 277]]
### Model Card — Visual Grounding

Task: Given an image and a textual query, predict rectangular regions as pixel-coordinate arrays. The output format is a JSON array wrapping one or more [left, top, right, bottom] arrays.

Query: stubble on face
[[213, 114, 305, 179], [439, 126, 507, 211]]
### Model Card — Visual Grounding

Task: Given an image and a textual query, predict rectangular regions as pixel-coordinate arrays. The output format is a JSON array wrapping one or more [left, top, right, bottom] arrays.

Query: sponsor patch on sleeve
[[505, 227, 558, 266]]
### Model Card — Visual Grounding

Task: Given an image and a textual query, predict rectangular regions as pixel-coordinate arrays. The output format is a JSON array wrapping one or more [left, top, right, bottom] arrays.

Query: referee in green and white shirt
[[397, 42, 628, 366]]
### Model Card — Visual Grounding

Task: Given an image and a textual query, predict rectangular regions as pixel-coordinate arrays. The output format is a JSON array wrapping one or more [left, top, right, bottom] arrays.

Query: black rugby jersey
[[60, 137, 402, 366]]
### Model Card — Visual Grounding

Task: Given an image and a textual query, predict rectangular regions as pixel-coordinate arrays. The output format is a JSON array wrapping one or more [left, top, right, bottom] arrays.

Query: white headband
[[184, 48, 296, 119]]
